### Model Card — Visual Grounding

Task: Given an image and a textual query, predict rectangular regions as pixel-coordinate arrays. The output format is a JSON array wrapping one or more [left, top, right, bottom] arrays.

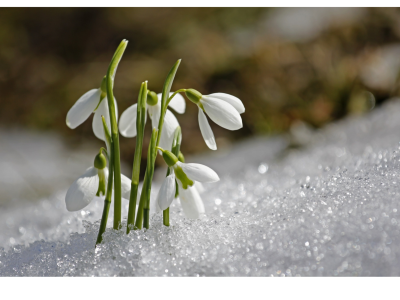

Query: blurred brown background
[[1, 7, 400, 177]]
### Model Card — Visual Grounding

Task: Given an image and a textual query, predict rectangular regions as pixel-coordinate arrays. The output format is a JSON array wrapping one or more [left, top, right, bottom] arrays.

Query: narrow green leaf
[[156, 59, 181, 147], [127, 81, 148, 233]]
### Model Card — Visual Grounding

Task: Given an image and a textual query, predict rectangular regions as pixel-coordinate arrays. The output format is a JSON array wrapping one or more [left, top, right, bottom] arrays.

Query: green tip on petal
[[174, 165, 194, 189]]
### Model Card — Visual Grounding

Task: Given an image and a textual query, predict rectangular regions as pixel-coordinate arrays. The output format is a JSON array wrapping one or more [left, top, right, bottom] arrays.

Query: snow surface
[[2, 99, 400, 276]]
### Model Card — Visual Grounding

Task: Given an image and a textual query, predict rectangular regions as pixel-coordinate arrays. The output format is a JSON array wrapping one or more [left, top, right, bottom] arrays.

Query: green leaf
[[161, 59, 181, 111]]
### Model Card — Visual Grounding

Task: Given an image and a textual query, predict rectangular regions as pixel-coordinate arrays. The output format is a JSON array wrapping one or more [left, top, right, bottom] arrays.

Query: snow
[[2, 99, 400, 276]]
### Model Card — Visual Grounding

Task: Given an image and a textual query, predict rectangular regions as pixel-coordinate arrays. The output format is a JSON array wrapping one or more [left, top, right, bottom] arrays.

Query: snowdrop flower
[[119, 91, 185, 151], [156, 148, 219, 219], [185, 89, 245, 150], [65, 151, 131, 212], [66, 77, 118, 141]]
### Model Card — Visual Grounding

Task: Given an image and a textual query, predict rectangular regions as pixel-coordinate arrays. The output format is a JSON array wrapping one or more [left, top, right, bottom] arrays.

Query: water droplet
[[258, 163, 268, 174]]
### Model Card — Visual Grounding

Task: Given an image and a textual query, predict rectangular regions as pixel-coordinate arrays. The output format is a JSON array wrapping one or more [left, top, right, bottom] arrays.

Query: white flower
[[66, 85, 118, 141], [119, 92, 185, 151], [65, 166, 132, 212], [156, 149, 219, 219], [186, 90, 245, 150]]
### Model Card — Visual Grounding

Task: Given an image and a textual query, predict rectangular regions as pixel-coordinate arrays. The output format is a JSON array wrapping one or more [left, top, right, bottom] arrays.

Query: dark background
[[1, 7, 400, 175]]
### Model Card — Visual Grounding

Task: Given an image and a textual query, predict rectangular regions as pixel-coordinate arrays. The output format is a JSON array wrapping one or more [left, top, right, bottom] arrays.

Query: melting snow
[[2, 99, 400, 276]]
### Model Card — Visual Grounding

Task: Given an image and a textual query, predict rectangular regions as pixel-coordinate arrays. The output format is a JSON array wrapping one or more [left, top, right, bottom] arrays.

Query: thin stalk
[[163, 126, 182, 226], [127, 81, 147, 234], [166, 89, 186, 106], [163, 208, 170, 226], [144, 128, 158, 229], [96, 116, 114, 245], [106, 39, 128, 230], [135, 173, 147, 230]]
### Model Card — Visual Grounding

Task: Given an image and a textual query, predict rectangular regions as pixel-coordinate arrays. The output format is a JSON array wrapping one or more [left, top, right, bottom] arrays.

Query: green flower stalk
[[135, 128, 158, 229], [126, 81, 148, 234], [105, 39, 128, 229], [96, 116, 114, 245]]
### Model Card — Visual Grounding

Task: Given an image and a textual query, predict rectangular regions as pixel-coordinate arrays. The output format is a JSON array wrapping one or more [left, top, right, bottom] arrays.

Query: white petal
[[92, 97, 118, 141], [161, 92, 186, 114], [194, 181, 205, 194], [198, 108, 217, 150], [119, 103, 138, 137], [121, 173, 132, 199], [65, 167, 99, 211], [207, 93, 245, 114], [66, 89, 101, 129], [201, 97, 243, 130], [156, 173, 176, 210], [159, 109, 180, 151], [178, 182, 205, 219], [177, 161, 220, 183]]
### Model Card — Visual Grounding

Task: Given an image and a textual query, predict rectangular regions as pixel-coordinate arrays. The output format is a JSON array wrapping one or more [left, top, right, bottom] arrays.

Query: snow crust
[[2, 99, 400, 276]]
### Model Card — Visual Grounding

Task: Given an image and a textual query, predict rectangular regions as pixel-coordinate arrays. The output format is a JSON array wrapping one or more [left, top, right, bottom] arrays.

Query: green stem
[[96, 117, 114, 245], [112, 133, 122, 229], [143, 209, 150, 229], [96, 151, 114, 245], [135, 128, 158, 230], [134, 173, 147, 230], [127, 81, 147, 234], [106, 39, 128, 230], [163, 208, 170, 227]]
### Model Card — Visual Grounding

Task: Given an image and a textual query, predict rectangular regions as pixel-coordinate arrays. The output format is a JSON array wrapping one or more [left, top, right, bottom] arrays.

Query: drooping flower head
[[66, 76, 118, 141], [65, 150, 131, 212], [156, 148, 219, 219], [119, 91, 185, 151], [185, 89, 245, 150]]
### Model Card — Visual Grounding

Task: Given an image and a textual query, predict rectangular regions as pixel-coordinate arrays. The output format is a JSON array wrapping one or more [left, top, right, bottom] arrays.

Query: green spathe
[[147, 91, 158, 106]]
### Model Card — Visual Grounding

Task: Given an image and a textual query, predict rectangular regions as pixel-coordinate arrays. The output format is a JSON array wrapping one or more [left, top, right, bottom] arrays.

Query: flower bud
[[94, 152, 107, 170], [185, 89, 202, 104], [162, 149, 178, 167], [147, 91, 158, 106]]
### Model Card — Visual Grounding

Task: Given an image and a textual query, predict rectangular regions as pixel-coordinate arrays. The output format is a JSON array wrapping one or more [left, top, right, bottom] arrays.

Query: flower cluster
[[64, 40, 245, 244]]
